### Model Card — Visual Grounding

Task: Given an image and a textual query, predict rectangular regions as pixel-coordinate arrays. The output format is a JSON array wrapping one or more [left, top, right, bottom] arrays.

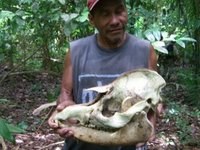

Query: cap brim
[[89, 0, 100, 11]]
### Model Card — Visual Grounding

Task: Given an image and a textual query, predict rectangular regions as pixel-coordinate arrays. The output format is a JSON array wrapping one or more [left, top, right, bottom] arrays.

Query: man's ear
[[88, 13, 95, 26]]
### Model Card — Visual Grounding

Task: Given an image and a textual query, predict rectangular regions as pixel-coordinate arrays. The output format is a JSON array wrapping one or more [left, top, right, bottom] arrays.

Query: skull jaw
[[51, 69, 165, 145], [59, 111, 153, 146]]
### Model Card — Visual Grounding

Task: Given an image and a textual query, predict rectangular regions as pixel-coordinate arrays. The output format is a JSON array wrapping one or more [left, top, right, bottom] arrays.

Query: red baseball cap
[[87, 0, 100, 11]]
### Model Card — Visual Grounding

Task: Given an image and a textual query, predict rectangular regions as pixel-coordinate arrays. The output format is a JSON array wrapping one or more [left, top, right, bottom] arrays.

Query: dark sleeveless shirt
[[70, 33, 150, 104], [64, 33, 150, 150]]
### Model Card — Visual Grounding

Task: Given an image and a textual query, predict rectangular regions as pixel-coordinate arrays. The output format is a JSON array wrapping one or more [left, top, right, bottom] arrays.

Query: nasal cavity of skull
[[147, 98, 152, 104], [61, 118, 80, 125]]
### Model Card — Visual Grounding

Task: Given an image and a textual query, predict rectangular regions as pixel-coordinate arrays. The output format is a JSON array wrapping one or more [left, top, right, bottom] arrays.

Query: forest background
[[0, 0, 200, 149]]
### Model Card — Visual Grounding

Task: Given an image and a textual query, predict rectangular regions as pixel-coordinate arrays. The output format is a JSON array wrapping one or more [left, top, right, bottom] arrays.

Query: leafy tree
[[0, 0, 200, 147]]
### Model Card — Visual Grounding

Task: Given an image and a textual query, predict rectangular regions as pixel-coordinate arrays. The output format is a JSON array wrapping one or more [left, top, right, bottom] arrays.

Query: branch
[[36, 141, 64, 150], [0, 136, 7, 150], [32, 101, 57, 116], [0, 51, 38, 85], [0, 70, 60, 78]]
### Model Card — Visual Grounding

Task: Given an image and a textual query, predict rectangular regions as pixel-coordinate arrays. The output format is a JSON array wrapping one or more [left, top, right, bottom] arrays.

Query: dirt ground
[[0, 72, 199, 150]]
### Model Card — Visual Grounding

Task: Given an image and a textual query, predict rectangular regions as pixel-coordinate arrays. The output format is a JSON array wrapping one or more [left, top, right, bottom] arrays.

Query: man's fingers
[[48, 120, 58, 128], [57, 103, 66, 111], [56, 128, 74, 138], [56, 100, 75, 112], [48, 111, 59, 128]]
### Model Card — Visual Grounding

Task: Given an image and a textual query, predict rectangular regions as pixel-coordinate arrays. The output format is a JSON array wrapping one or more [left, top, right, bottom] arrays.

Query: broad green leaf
[[18, 121, 28, 130], [7, 124, 26, 134], [178, 37, 196, 42], [134, 30, 143, 39], [64, 22, 78, 36], [64, 28, 71, 36], [31, 2, 39, 13], [163, 37, 176, 42], [16, 17, 26, 26], [176, 40, 186, 48], [61, 13, 78, 23], [153, 45, 168, 54], [152, 30, 161, 41], [76, 9, 89, 22], [0, 10, 15, 20], [144, 31, 155, 42], [0, 119, 14, 143], [152, 41, 166, 47], [50, 9, 61, 21], [15, 10, 26, 17], [76, 14, 88, 22], [169, 34, 177, 39], [161, 31, 169, 39]]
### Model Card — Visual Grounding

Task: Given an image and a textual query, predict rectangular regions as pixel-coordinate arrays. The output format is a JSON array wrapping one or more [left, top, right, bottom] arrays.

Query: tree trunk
[[42, 42, 52, 71], [193, 0, 200, 74]]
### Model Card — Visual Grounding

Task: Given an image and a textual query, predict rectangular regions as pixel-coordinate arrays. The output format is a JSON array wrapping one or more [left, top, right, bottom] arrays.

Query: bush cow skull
[[51, 69, 166, 146]]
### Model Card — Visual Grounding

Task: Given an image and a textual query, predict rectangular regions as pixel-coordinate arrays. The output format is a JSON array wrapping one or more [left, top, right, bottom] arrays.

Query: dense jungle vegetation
[[0, 0, 200, 149]]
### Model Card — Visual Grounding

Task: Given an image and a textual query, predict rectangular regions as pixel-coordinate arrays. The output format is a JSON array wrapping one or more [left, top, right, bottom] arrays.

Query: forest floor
[[0, 71, 200, 150]]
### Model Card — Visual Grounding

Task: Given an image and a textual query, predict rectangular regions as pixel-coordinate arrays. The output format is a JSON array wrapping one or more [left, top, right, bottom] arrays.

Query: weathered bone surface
[[52, 69, 166, 145]]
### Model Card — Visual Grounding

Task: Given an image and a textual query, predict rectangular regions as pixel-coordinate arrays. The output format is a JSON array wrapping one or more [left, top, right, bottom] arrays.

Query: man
[[48, 0, 158, 149]]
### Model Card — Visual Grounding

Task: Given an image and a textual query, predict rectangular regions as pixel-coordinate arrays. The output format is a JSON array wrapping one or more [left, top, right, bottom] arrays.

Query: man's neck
[[97, 33, 127, 50]]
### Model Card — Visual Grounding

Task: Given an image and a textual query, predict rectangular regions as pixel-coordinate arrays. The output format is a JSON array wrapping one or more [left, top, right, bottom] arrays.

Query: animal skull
[[51, 69, 166, 145]]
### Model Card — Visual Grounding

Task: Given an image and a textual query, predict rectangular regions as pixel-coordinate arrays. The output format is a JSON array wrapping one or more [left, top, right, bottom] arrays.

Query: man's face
[[89, 0, 128, 47]]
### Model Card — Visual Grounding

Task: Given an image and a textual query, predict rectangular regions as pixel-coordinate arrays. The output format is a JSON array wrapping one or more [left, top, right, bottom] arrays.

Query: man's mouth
[[109, 28, 123, 34]]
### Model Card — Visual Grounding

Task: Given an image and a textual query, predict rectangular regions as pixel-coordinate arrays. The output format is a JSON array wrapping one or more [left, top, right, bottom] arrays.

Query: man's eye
[[116, 8, 124, 15], [102, 12, 109, 17]]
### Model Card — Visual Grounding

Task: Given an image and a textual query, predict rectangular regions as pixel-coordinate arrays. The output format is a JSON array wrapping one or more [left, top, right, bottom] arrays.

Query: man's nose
[[110, 14, 120, 25]]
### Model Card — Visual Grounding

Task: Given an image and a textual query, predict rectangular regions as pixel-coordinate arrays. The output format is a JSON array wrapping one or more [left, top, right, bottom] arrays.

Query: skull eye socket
[[147, 98, 152, 104]]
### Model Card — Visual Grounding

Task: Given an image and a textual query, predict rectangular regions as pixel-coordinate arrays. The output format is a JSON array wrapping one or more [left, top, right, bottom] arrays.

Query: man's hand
[[157, 103, 165, 117], [48, 100, 76, 138], [56, 100, 75, 112]]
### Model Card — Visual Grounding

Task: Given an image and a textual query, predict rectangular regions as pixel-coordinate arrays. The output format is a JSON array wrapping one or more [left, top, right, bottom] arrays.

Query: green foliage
[[0, 0, 199, 73], [31, 83, 43, 93], [0, 0, 93, 71], [0, 99, 10, 104], [0, 0, 199, 148], [0, 118, 26, 143], [165, 101, 200, 145], [133, 24, 196, 55], [177, 68, 200, 106], [0, 98, 27, 142], [47, 85, 60, 102]]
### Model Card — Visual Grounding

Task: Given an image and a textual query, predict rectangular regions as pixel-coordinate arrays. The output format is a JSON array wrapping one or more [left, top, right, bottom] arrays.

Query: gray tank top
[[70, 33, 150, 104]]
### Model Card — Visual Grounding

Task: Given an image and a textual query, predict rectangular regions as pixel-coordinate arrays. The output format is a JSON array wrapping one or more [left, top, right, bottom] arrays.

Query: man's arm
[[48, 49, 75, 138], [57, 50, 75, 111], [148, 45, 158, 71]]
